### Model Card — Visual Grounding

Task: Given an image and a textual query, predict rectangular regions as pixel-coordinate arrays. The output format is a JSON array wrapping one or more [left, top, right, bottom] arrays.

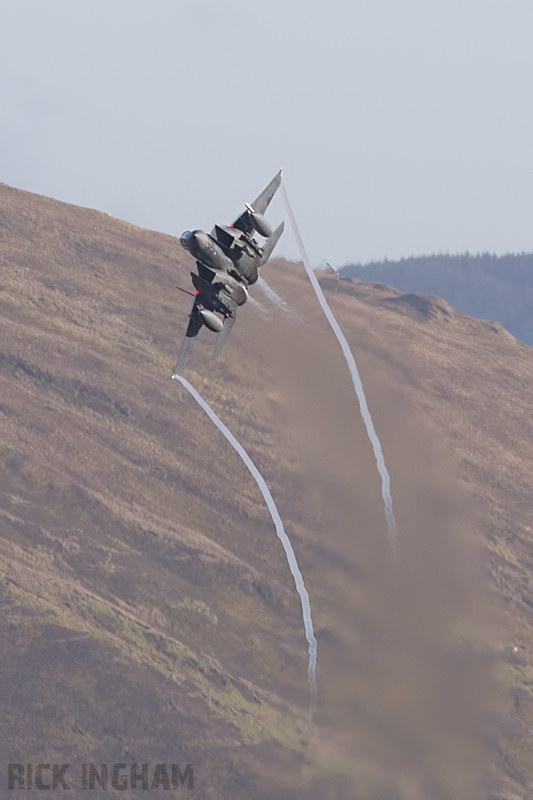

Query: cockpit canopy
[[180, 230, 193, 250]]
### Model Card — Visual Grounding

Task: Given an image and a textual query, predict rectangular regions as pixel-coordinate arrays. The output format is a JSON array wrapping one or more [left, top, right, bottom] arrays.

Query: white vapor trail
[[247, 295, 266, 311], [256, 276, 291, 314], [174, 374, 318, 712], [280, 182, 397, 554], [247, 294, 270, 320]]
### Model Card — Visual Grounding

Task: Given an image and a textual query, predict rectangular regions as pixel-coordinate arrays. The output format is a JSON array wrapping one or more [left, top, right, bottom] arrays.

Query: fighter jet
[[171, 170, 284, 376]]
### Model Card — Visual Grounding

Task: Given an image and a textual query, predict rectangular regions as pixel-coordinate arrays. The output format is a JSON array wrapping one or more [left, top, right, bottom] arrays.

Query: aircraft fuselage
[[172, 170, 284, 376], [181, 228, 261, 286]]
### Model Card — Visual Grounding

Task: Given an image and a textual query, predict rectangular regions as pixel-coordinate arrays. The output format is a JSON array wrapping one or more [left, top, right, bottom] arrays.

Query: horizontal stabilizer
[[213, 313, 236, 359], [260, 221, 284, 266]]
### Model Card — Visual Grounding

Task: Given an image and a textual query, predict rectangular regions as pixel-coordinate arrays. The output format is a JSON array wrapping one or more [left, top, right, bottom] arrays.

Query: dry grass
[[1, 183, 532, 797]]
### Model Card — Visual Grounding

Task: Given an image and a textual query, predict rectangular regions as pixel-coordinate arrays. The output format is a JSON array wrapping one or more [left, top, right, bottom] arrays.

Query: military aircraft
[[171, 170, 284, 376]]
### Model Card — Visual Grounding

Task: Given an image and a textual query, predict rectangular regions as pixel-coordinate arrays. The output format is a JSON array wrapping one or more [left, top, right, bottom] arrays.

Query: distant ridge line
[[339, 251, 533, 345]]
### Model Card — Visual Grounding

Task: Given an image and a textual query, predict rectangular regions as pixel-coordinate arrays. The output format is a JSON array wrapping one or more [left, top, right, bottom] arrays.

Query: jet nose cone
[[192, 230, 209, 247], [180, 229, 208, 252]]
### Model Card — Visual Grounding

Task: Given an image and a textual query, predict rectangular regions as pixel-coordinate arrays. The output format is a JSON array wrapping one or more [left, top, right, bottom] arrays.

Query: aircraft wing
[[250, 169, 283, 214], [171, 297, 204, 376], [232, 169, 282, 232]]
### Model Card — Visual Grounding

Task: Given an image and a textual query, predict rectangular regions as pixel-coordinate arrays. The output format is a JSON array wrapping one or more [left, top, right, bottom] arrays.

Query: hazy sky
[[1, 0, 532, 265]]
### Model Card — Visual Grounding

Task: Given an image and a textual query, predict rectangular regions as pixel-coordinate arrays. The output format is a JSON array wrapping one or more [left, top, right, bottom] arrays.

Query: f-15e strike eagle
[[171, 170, 284, 376]]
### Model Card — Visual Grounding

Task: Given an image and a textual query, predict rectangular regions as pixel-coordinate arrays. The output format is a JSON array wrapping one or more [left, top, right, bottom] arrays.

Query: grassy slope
[[313, 277, 533, 798], [1, 184, 533, 797], [0, 184, 312, 799]]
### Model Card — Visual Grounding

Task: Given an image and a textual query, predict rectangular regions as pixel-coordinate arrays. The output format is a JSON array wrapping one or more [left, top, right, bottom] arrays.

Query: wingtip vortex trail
[[280, 182, 397, 555], [174, 374, 318, 715]]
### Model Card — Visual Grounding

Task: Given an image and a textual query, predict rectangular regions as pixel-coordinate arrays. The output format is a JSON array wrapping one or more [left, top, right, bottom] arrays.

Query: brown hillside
[[0, 183, 532, 798]]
